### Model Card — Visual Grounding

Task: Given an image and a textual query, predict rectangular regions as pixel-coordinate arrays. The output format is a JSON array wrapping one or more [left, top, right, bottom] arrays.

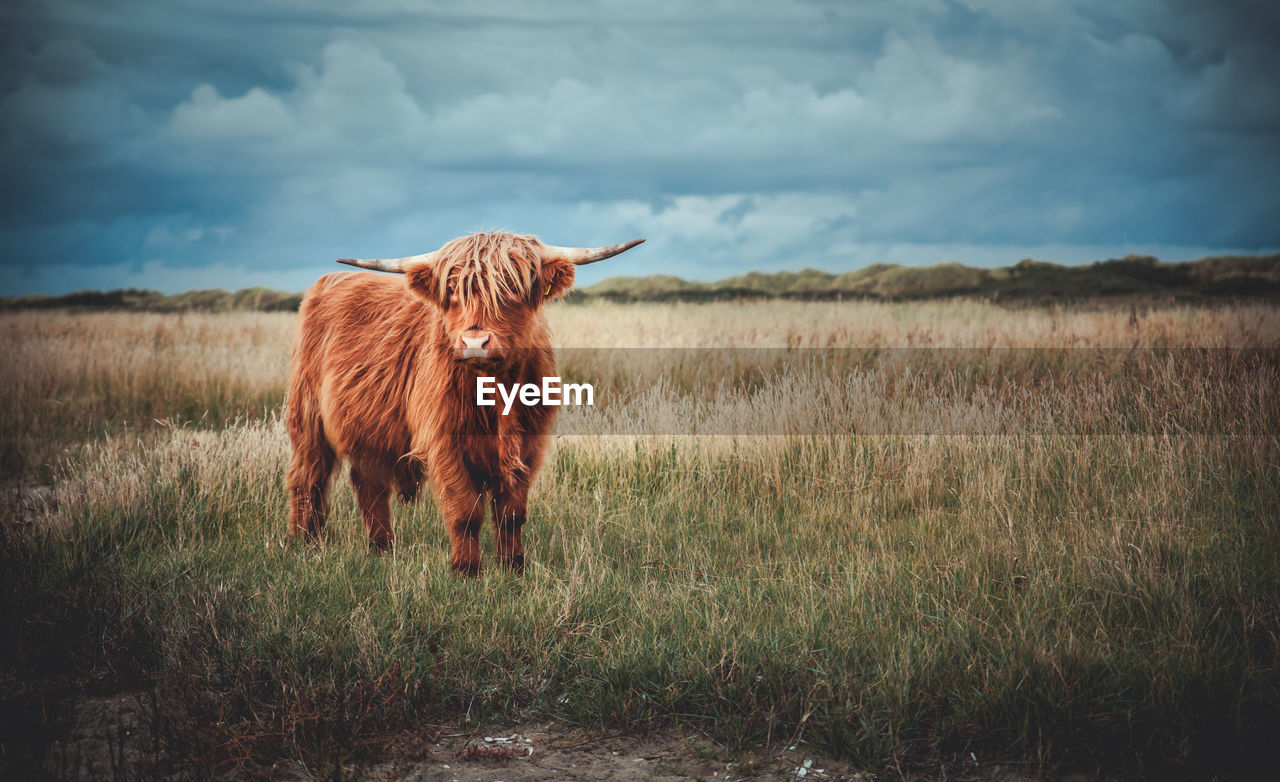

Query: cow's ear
[[538, 256, 576, 302], [405, 262, 448, 309]]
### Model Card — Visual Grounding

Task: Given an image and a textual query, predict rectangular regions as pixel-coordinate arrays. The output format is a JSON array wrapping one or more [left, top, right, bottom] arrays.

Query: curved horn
[[336, 249, 441, 273], [542, 238, 645, 266]]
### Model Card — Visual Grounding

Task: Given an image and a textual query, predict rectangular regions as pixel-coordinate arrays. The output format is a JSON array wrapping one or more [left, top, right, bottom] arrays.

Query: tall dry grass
[[548, 298, 1280, 347], [4, 299, 1275, 481], [0, 311, 292, 482]]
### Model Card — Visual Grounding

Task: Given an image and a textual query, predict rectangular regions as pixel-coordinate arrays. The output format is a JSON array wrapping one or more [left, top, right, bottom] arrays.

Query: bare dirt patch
[[43, 692, 1092, 781], [344, 723, 863, 781]]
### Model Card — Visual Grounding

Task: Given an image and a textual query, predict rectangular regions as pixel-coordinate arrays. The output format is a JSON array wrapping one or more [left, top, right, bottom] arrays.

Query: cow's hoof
[[500, 554, 525, 575], [450, 559, 482, 578]]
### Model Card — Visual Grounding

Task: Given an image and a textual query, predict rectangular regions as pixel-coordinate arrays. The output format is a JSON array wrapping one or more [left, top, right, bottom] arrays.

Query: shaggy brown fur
[[286, 232, 576, 575]]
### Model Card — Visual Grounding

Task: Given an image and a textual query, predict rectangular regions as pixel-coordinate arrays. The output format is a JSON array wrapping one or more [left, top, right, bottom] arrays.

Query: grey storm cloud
[[1, 0, 1278, 294]]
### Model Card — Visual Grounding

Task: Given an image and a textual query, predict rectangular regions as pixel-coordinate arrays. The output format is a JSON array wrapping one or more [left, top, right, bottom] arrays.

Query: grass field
[[1, 299, 1278, 778]]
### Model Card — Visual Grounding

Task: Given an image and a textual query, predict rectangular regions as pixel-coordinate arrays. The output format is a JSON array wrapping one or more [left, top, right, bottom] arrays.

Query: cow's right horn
[[336, 249, 441, 273], [542, 238, 645, 266]]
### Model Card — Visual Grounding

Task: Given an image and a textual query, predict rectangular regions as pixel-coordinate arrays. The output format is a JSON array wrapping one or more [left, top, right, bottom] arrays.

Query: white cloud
[[171, 85, 295, 141], [167, 39, 427, 160], [860, 33, 1059, 138], [162, 29, 1059, 177]]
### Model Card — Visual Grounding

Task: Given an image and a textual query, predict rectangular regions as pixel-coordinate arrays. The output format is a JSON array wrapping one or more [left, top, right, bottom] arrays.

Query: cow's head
[[337, 232, 643, 364]]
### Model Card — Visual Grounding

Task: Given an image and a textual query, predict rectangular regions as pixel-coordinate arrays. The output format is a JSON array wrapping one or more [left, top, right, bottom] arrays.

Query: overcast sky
[[2, 0, 1278, 295]]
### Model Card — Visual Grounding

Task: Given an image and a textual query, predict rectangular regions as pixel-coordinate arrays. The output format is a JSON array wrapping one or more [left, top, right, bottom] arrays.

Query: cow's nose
[[458, 331, 492, 358]]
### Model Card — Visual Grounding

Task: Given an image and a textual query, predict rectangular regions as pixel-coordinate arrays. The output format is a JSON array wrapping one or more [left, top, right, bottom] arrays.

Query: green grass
[[5, 427, 1278, 776]]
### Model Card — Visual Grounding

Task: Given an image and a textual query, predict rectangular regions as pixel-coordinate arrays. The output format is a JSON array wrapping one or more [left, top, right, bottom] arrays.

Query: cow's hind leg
[[287, 437, 336, 542], [350, 467, 394, 551]]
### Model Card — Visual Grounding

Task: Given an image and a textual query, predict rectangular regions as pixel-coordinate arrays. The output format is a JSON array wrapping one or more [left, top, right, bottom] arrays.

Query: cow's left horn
[[542, 238, 645, 266], [336, 249, 442, 273]]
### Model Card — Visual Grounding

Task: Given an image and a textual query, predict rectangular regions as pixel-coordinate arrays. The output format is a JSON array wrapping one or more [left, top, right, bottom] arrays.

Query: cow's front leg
[[440, 487, 485, 576], [492, 414, 545, 574], [490, 489, 527, 575], [428, 451, 487, 576], [497, 419, 528, 496]]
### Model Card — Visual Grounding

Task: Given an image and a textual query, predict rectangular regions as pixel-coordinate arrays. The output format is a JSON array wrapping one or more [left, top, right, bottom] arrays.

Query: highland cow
[[286, 231, 643, 575]]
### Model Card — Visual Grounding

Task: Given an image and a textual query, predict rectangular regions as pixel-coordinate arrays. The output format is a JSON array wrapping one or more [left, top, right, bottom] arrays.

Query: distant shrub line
[[0, 286, 303, 313], [3, 253, 1277, 311], [582, 253, 1280, 304]]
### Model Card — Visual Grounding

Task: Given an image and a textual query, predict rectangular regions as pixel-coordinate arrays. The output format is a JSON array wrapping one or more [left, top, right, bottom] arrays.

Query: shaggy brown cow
[[286, 231, 643, 575]]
